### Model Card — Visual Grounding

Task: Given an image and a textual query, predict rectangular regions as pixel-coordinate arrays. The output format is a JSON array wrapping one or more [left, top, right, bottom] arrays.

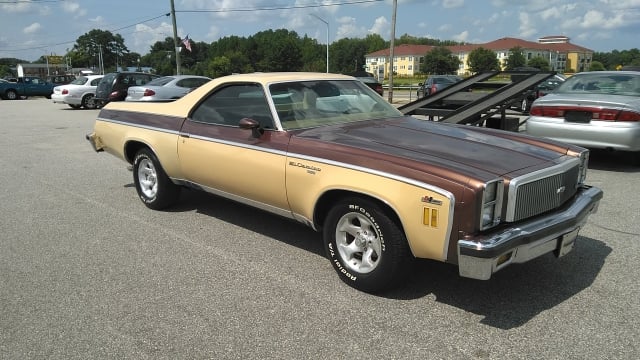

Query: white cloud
[[369, 16, 389, 37], [518, 12, 536, 38], [1, 1, 33, 13], [130, 22, 177, 54], [452, 30, 469, 42], [206, 25, 220, 41], [23, 22, 42, 34], [61, 1, 86, 17], [335, 16, 367, 39], [442, 0, 464, 8]]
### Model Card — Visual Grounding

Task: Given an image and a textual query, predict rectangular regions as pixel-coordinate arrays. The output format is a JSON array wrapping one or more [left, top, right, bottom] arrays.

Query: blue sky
[[1, 0, 640, 62]]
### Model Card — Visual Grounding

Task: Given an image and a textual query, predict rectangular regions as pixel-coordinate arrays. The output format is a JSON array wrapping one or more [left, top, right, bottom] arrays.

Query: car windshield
[[146, 76, 175, 87], [269, 80, 402, 130], [433, 77, 459, 84], [70, 77, 87, 85], [555, 73, 640, 96]]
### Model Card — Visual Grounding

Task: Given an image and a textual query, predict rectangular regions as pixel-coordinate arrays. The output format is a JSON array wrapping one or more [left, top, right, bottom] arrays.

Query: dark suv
[[95, 72, 159, 107]]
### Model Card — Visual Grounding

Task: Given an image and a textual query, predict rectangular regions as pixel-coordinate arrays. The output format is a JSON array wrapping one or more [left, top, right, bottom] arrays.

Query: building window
[[408, 65, 413, 70]]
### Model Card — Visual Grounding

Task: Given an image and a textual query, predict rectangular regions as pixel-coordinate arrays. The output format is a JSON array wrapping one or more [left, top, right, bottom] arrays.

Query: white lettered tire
[[323, 197, 412, 293]]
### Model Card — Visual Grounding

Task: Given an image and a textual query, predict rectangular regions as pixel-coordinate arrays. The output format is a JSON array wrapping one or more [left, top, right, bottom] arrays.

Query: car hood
[[293, 116, 568, 179]]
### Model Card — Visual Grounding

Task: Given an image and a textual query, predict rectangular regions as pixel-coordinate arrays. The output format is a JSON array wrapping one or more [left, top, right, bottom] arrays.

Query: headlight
[[480, 179, 503, 230]]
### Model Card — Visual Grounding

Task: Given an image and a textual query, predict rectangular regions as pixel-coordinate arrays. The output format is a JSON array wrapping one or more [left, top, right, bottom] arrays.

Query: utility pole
[[170, 0, 181, 75], [310, 14, 329, 73], [387, 0, 397, 103]]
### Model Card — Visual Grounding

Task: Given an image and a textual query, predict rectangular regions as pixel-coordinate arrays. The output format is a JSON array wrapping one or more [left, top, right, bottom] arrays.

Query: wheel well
[[124, 141, 150, 164], [314, 190, 404, 232]]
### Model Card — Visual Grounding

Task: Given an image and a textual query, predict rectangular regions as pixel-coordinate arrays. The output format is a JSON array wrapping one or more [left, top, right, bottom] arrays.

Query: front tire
[[323, 197, 412, 293], [132, 148, 180, 210]]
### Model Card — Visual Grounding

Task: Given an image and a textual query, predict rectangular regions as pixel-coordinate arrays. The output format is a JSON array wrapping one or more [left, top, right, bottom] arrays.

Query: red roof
[[366, 37, 593, 57]]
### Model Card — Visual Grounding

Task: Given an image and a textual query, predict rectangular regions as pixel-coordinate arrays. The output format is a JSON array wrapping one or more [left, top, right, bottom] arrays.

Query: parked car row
[[52, 75, 104, 109]]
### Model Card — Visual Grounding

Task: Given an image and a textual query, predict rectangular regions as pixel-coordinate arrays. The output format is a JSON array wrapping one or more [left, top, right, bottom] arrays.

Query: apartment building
[[365, 36, 593, 78]]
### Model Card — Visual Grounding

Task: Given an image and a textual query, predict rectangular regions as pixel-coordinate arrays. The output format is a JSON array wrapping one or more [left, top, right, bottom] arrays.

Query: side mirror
[[239, 117, 264, 138]]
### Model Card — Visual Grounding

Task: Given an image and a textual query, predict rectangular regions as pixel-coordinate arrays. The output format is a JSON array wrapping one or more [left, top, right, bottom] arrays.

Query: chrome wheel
[[137, 157, 158, 199], [83, 94, 96, 109], [335, 212, 382, 274]]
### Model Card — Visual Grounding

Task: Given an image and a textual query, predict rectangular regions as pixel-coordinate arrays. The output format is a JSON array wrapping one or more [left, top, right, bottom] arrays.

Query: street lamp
[[310, 14, 329, 73]]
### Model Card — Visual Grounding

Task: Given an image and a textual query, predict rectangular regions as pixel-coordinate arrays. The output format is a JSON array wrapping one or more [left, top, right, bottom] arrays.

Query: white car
[[125, 75, 211, 102], [51, 75, 103, 109]]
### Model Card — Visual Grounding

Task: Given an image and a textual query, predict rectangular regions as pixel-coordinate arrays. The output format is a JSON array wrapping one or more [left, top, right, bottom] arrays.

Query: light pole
[[310, 14, 329, 73]]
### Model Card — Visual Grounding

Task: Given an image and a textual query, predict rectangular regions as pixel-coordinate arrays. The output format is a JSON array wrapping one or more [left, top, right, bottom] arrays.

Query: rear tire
[[82, 94, 97, 109], [323, 197, 412, 293], [132, 148, 180, 210]]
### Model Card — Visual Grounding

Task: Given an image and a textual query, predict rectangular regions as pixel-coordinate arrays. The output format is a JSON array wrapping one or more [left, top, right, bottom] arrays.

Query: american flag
[[182, 35, 192, 52]]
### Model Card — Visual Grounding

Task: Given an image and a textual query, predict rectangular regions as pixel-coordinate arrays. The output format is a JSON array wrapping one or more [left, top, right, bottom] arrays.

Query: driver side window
[[190, 83, 274, 129]]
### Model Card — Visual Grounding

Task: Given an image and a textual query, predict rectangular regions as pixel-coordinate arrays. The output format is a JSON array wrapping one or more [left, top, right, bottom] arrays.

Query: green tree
[[299, 35, 325, 72], [70, 29, 129, 71], [329, 37, 368, 74], [249, 29, 303, 72], [207, 56, 232, 77], [467, 47, 500, 73], [421, 46, 460, 74], [364, 33, 387, 53], [589, 61, 606, 71], [140, 37, 175, 75], [505, 46, 526, 70], [527, 56, 550, 71], [0, 64, 11, 77]]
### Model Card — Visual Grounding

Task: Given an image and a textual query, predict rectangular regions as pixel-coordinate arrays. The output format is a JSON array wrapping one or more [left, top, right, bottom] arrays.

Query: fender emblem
[[421, 196, 442, 206]]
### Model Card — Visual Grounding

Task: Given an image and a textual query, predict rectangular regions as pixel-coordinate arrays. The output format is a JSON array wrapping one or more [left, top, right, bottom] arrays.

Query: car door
[[177, 82, 291, 213]]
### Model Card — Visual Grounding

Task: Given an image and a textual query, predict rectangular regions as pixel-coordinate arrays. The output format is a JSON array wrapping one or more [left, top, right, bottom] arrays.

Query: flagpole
[[170, 0, 181, 75]]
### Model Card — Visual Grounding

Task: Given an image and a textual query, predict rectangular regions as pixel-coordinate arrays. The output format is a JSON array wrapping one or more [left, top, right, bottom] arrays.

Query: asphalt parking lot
[[1, 97, 639, 359]]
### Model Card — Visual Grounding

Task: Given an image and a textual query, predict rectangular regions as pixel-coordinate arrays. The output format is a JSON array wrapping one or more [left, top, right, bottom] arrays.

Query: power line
[[175, 0, 385, 13], [0, 13, 170, 52]]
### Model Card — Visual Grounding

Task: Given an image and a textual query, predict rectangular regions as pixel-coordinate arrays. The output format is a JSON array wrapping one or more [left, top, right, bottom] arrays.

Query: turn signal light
[[423, 207, 438, 228]]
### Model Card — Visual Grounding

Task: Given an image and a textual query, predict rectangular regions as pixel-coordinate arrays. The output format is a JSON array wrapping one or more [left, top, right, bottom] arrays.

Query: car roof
[[213, 72, 354, 85]]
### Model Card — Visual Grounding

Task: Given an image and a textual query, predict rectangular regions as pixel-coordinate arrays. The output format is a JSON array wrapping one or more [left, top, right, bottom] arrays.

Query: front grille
[[506, 160, 580, 222]]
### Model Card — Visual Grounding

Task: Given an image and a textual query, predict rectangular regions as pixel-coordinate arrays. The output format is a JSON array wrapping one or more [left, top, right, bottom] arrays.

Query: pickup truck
[[86, 72, 603, 293], [0, 76, 55, 100]]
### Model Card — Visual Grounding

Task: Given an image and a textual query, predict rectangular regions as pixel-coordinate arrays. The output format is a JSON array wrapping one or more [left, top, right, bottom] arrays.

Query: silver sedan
[[526, 71, 640, 158], [125, 75, 211, 102]]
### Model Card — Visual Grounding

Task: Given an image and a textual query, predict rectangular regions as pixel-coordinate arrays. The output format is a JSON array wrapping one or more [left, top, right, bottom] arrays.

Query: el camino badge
[[421, 196, 442, 206], [289, 161, 321, 174]]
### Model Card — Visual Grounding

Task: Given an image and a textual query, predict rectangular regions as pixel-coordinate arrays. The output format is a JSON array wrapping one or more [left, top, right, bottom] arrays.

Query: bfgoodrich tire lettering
[[132, 148, 180, 210], [323, 197, 412, 293]]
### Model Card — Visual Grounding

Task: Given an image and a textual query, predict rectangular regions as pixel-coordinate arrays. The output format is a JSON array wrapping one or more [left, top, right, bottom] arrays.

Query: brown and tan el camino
[[87, 72, 603, 293]]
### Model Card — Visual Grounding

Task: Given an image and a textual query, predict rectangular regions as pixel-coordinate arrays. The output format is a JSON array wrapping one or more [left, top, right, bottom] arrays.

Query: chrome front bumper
[[457, 185, 603, 280]]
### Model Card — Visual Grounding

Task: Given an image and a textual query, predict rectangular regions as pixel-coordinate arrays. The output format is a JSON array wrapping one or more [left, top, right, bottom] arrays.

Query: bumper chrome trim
[[457, 185, 603, 280]]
